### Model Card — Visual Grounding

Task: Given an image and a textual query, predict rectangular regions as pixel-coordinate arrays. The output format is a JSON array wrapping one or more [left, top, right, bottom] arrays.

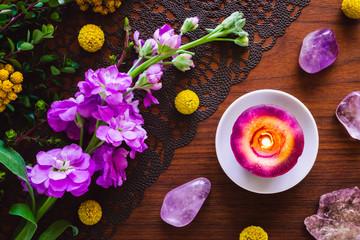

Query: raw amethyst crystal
[[304, 187, 360, 240], [336, 92, 360, 140], [160, 177, 211, 227], [299, 28, 339, 74]]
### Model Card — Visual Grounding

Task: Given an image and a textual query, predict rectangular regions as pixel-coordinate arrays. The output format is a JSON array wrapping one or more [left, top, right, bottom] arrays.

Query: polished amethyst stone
[[299, 28, 339, 74], [160, 177, 211, 227], [336, 91, 360, 140]]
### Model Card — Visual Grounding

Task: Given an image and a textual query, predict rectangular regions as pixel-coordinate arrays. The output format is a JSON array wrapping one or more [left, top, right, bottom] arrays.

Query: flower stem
[[35, 196, 57, 221], [158, 62, 173, 65], [86, 140, 104, 155], [127, 58, 142, 74], [128, 55, 163, 79], [84, 120, 100, 153], [79, 127, 84, 148]]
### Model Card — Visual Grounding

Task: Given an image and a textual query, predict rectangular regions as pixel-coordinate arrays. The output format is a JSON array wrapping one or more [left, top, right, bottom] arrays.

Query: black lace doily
[[0, 0, 310, 239]]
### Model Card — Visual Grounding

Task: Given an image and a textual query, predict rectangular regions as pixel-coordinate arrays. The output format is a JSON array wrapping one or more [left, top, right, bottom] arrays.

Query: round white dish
[[215, 89, 319, 194]]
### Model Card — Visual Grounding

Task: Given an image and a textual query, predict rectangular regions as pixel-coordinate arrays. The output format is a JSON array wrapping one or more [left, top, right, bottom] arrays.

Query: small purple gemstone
[[336, 91, 360, 140], [299, 28, 339, 74], [160, 177, 211, 227]]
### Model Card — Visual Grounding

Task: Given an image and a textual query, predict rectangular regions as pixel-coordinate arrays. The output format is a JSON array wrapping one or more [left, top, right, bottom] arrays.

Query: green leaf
[[24, 12, 35, 19], [45, 24, 54, 35], [14, 220, 37, 240], [71, 61, 79, 69], [0, 140, 35, 213], [22, 62, 32, 72], [51, 78, 62, 87], [41, 24, 47, 34], [50, 65, 60, 75], [48, 0, 59, 8], [26, 30, 30, 42], [38, 220, 78, 240], [6, 103, 14, 111], [60, 67, 75, 74], [0, 52, 6, 57], [34, 2, 43, 7], [0, 4, 11, 10], [7, 37, 14, 53], [32, 29, 43, 43], [0, 9, 11, 14], [38, 0, 49, 2], [50, 12, 61, 22], [20, 42, 34, 51], [0, 140, 28, 182], [18, 95, 30, 107], [39, 54, 58, 64], [8, 58, 22, 70], [9, 203, 37, 225]]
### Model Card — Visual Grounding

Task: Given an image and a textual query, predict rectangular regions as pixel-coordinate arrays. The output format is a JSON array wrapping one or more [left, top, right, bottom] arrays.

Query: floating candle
[[230, 104, 304, 178]]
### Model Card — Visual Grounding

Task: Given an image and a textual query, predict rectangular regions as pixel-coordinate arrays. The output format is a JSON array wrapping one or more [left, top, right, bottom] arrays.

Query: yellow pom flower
[[4, 64, 14, 74], [0, 104, 6, 112], [78, 200, 102, 225], [0, 63, 4, 69], [175, 90, 200, 115], [10, 72, 23, 84], [239, 226, 268, 240], [342, 0, 360, 19], [2, 98, 11, 105], [0, 90, 6, 98], [7, 92, 17, 101], [0, 69, 9, 81], [2, 80, 13, 92], [78, 24, 105, 53], [12, 84, 22, 93]]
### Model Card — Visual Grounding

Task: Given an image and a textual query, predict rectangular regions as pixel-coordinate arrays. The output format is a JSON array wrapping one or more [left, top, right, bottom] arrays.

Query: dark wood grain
[[112, 1, 360, 239]]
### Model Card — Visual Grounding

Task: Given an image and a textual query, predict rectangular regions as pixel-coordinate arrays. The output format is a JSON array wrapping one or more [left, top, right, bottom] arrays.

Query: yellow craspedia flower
[[2, 80, 13, 92], [78, 200, 102, 225], [0, 69, 9, 81], [12, 84, 22, 93], [342, 0, 360, 19], [2, 98, 11, 105], [239, 226, 268, 240], [0, 90, 6, 98], [0, 63, 4, 69], [78, 24, 105, 53], [4, 64, 14, 74], [7, 92, 17, 101], [10, 72, 23, 84], [175, 89, 200, 115], [0, 104, 6, 112]]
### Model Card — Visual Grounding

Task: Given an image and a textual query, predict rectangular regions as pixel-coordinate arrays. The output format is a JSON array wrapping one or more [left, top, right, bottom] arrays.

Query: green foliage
[[38, 220, 78, 240]]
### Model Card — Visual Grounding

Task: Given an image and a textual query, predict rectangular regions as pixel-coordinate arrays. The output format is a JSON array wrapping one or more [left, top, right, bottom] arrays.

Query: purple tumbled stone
[[299, 28, 339, 74], [160, 177, 211, 227], [336, 91, 360, 140]]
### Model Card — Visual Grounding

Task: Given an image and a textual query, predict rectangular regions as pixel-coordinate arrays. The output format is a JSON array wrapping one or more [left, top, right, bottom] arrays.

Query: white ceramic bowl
[[215, 89, 319, 194]]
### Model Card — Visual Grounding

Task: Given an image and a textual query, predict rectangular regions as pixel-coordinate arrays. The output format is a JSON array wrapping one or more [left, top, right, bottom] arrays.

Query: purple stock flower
[[78, 65, 132, 102], [27, 144, 95, 198], [180, 16, 199, 35], [172, 53, 195, 72], [96, 109, 148, 158], [154, 24, 181, 55], [133, 64, 163, 107], [146, 64, 163, 84], [134, 31, 158, 57], [93, 144, 128, 188], [47, 98, 81, 140]]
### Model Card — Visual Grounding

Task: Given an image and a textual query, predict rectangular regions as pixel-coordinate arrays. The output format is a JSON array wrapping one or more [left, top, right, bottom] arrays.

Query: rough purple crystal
[[160, 177, 211, 227], [299, 28, 339, 74], [336, 92, 360, 140]]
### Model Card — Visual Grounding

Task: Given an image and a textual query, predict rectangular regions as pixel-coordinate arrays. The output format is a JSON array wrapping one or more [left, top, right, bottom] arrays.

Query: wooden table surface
[[110, 1, 360, 239]]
